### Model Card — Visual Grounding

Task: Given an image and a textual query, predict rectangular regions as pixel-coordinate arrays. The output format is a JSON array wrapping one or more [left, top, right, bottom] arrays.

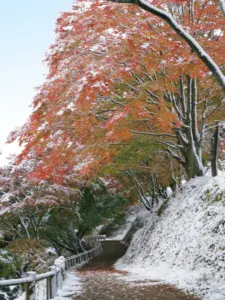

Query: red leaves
[[127, 38, 136, 51], [9, 0, 225, 182]]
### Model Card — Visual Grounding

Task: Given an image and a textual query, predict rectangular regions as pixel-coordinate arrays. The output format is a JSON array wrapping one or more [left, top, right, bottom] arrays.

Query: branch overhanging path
[[220, 0, 225, 17], [110, 0, 225, 91]]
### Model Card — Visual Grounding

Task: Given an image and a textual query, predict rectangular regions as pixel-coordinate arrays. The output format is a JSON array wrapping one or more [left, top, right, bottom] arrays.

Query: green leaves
[[115, 137, 160, 166], [78, 179, 129, 234], [0, 249, 17, 278]]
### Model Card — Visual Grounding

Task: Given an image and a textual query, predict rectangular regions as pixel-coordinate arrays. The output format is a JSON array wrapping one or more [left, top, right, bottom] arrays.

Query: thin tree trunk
[[185, 77, 203, 178], [19, 215, 31, 239], [211, 123, 219, 177]]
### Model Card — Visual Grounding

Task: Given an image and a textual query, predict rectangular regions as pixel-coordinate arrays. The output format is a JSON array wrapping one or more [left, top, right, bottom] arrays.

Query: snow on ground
[[115, 174, 225, 300], [14, 271, 82, 300], [14, 291, 25, 300], [35, 279, 47, 300], [54, 271, 82, 300], [109, 205, 150, 240]]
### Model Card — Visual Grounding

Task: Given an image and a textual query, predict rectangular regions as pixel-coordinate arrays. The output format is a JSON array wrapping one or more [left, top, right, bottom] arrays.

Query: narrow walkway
[[72, 241, 201, 300]]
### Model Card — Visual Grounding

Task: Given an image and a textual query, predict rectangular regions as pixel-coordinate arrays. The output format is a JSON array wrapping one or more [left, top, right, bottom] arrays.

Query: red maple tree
[[8, 0, 225, 182]]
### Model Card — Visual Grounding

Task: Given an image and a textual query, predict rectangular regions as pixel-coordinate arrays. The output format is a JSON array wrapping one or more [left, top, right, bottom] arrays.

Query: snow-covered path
[[71, 241, 201, 300]]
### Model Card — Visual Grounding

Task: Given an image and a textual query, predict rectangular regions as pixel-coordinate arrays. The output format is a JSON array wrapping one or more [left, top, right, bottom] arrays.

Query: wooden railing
[[0, 235, 106, 300]]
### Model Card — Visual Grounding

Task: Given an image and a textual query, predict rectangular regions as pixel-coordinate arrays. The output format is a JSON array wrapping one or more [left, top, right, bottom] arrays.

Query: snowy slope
[[115, 174, 225, 300], [109, 205, 149, 240]]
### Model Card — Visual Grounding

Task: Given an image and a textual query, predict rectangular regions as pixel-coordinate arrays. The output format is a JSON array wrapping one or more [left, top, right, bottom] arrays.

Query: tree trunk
[[186, 146, 203, 178], [211, 123, 219, 177], [185, 76, 203, 178]]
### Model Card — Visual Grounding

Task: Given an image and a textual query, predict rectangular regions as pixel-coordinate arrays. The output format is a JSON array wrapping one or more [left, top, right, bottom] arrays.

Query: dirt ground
[[72, 241, 201, 300]]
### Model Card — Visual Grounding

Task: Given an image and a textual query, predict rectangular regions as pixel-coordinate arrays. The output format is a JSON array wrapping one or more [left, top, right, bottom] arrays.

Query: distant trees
[[0, 163, 78, 273], [0, 162, 129, 269], [43, 179, 128, 254], [0, 165, 79, 240]]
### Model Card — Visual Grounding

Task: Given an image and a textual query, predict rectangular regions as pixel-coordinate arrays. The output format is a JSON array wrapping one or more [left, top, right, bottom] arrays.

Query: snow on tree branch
[[219, 0, 225, 17], [111, 0, 225, 90]]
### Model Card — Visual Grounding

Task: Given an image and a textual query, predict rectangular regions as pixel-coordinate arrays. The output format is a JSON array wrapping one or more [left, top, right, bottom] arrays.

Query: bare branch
[[157, 140, 185, 149], [111, 99, 125, 107], [131, 130, 177, 138]]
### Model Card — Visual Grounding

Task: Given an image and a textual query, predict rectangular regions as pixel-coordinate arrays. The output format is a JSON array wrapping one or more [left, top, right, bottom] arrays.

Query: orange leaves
[[124, 98, 149, 119], [106, 127, 133, 142], [29, 146, 75, 183], [105, 111, 127, 130], [127, 38, 136, 51], [77, 147, 117, 179], [9, 0, 225, 183], [150, 99, 181, 132]]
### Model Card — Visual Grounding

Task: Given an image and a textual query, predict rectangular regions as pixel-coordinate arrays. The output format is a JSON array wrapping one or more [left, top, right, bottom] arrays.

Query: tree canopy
[[2, 0, 225, 279], [7, 0, 225, 187]]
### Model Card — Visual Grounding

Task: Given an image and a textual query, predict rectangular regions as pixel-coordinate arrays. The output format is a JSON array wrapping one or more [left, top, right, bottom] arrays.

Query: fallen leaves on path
[[72, 241, 201, 300], [72, 268, 201, 300]]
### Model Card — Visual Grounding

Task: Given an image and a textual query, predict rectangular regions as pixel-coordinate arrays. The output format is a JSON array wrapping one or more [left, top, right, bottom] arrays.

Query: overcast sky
[[0, 0, 73, 166]]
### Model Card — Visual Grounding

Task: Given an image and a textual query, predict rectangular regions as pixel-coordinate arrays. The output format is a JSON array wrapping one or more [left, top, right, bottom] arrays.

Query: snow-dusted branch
[[111, 0, 225, 90], [131, 130, 177, 138], [219, 0, 225, 17], [19, 214, 31, 239], [157, 140, 184, 150], [127, 170, 153, 211], [166, 148, 186, 166]]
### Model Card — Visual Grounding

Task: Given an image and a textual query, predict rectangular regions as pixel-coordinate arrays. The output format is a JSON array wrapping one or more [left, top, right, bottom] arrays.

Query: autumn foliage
[[8, 0, 225, 183]]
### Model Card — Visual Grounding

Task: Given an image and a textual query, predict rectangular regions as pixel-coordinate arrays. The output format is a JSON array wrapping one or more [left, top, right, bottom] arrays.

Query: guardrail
[[0, 235, 106, 300]]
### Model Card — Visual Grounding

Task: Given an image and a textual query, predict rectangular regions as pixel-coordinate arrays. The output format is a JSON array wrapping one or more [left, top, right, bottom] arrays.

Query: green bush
[[0, 249, 18, 278]]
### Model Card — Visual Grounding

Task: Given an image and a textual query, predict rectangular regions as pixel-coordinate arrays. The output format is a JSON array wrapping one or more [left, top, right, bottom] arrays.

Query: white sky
[[0, 0, 73, 166]]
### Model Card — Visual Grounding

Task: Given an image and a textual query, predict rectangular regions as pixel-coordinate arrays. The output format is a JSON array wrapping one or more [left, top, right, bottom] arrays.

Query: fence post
[[60, 268, 64, 288], [56, 268, 63, 290], [67, 259, 70, 269], [47, 276, 51, 299], [54, 258, 65, 289], [25, 272, 36, 300], [47, 266, 57, 299]]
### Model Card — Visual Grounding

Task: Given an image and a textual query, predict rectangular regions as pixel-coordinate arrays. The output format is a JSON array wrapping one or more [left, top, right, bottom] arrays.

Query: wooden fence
[[0, 235, 106, 300]]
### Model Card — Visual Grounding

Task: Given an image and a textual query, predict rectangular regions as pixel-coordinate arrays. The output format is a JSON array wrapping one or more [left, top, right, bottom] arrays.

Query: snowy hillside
[[115, 174, 225, 300], [109, 205, 149, 240]]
